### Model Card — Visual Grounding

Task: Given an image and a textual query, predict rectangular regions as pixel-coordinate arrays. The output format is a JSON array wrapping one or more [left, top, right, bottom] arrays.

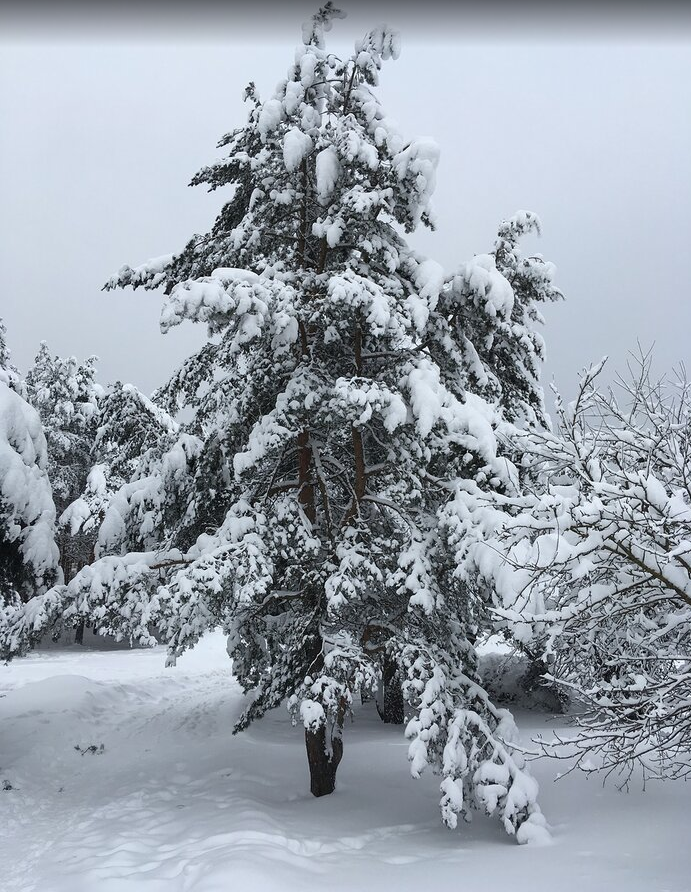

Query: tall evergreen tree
[[5, 5, 554, 841], [24, 344, 102, 644]]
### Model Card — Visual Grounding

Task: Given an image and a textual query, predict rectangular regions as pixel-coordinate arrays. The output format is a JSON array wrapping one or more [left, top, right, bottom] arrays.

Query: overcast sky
[[1, 2, 690, 402]]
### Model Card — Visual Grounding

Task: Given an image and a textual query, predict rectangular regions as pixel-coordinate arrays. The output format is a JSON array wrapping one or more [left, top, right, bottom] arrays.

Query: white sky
[[1, 2, 690, 401]]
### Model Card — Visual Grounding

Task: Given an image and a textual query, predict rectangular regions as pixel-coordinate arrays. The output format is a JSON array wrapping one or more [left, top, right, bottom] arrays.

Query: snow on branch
[[470, 351, 691, 782]]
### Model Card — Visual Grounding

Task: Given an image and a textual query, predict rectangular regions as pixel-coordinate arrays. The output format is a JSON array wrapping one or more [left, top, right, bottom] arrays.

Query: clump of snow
[[316, 146, 341, 203], [392, 136, 439, 224], [0, 381, 59, 586], [211, 268, 260, 285], [104, 253, 173, 291], [258, 99, 285, 142], [283, 128, 313, 172], [407, 259, 445, 330], [455, 254, 515, 319]]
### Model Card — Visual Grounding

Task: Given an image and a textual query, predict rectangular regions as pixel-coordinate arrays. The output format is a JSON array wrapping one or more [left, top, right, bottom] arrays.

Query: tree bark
[[343, 320, 367, 528], [305, 723, 344, 797], [377, 652, 404, 724], [74, 621, 85, 646]]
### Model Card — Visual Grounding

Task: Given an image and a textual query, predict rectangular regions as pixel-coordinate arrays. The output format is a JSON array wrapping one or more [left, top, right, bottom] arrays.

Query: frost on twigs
[[475, 349, 691, 784]]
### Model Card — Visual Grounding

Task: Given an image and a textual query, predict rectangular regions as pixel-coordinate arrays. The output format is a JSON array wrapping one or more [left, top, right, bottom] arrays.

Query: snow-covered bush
[[476, 351, 691, 782], [478, 646, 567, 713]]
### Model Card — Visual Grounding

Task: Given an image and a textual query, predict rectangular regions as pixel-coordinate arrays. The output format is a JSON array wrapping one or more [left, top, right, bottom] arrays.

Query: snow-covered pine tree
[[0, 378, 59, 611], [489, 212, 562, 425], [6, 388, 202, 656], [95, 383, 178, 483], [7, 5, 550, 841], [427, 211, 561, 430], [0, 320, 58, 616], [0, 317, 21, 392], [60, 380, 179, 558], [0, 318, 11, 381], [429, 216, 564, 713], [24, 344, 102, 642], [373, 210, 562, 724]]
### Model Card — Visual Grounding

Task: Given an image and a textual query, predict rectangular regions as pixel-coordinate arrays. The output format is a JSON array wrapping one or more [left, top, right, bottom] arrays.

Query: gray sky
[[1, 2, 690, 402]]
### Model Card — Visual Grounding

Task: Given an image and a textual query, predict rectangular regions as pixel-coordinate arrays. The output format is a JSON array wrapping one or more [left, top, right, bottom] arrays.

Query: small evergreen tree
[[0, 319, 12, 380], [96, 382, 177, 482], [427, 211, 562, 429], [0, 318, 21, 392], [492, 212, 563, 424], [24, 344, 102, 642]]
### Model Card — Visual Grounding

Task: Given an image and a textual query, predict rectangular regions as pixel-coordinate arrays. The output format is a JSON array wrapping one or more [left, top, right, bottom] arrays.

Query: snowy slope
[[0, 632, 688, 892]]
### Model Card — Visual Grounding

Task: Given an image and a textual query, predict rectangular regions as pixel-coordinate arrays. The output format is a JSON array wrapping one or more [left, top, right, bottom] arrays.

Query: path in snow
[[0, 632, 688, 892]]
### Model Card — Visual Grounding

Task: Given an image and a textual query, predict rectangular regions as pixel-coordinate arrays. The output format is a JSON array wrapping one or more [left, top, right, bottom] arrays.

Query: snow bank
[[0, 636, 688, 892]]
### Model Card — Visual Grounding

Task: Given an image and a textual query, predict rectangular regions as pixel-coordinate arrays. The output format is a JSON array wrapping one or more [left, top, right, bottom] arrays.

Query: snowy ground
[[1, 632, 688, 892]]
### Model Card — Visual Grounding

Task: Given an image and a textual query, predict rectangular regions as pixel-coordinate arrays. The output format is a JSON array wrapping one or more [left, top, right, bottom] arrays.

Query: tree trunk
[[74, 620, 85, 646], [377, 653, 404, 724], [305, 723, 344, 797]]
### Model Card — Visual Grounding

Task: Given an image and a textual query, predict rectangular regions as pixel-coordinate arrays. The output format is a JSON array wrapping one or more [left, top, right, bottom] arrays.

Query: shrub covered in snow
[[477, 642, 567, 714], [470, 351, 691, 783]]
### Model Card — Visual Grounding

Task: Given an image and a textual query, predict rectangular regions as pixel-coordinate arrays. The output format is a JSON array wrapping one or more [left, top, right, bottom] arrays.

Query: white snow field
[[1, 632, 688, 892]]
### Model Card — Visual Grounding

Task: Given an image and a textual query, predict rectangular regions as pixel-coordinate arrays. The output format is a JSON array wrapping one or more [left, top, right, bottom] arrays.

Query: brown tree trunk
[[74, 621, 85, 646], [297, 428, 315, 524], [305, 722, 344, 797]]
